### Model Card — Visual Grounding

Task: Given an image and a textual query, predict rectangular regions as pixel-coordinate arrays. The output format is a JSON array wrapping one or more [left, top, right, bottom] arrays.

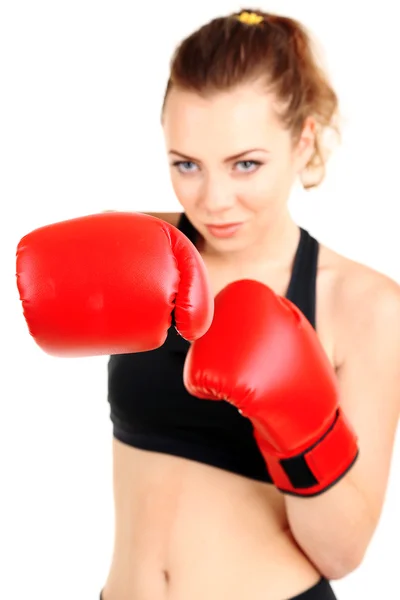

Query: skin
[[102, 82, 400, 599]]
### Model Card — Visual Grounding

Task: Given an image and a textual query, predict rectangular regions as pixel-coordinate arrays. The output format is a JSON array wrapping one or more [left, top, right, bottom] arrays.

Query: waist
[[104, 438, 321, 600]]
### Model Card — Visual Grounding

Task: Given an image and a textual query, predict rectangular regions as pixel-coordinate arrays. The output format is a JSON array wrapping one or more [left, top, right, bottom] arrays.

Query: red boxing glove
[[184, 279, 359, 497], [16, 212, 213, 357]]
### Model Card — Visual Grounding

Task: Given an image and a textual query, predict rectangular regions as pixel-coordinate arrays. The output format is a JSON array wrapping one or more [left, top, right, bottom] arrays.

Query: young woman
[[16, 8, 400, 600], [101, 9, 400, 600]]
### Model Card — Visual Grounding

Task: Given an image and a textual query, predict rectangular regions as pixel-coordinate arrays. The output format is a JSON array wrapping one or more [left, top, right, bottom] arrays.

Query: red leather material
[[184, 279, 358, 495], [16, 212, 213, 357]]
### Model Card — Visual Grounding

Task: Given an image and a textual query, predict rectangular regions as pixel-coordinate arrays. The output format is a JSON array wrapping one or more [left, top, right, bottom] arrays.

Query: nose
[[201, 178, 236, 215]]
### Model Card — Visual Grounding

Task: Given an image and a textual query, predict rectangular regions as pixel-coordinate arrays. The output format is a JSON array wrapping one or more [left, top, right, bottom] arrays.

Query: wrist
[[254, 408, 359, 497]]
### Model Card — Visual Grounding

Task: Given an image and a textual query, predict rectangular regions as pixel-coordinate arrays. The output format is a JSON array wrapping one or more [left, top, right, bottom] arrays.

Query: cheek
[[240, 164, 288, 211], [169, 172, 201, 209]]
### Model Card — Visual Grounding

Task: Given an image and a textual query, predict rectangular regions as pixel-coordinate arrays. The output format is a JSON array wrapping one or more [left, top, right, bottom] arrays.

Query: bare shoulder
[[101, 209, 182, 228], [319, 244, 400, 366], [142, 212, 182, 228]]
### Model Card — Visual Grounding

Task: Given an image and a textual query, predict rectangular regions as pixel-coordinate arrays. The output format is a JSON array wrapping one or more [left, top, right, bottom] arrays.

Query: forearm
[[284, 472, 376, 580]]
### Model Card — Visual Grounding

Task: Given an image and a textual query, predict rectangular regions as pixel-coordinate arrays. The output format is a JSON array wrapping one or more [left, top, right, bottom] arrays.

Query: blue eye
[[235, 160, 261, 172], [173, 161, 198, 173], [172, 159, 262, 174]]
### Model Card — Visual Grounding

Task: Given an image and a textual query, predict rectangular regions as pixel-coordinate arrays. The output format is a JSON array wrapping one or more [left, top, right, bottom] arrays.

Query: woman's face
[[162, 83, 313, 254]]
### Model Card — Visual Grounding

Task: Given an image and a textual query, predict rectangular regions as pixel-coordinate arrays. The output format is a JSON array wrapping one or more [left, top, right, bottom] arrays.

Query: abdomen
[[102, 438, 321, 600]]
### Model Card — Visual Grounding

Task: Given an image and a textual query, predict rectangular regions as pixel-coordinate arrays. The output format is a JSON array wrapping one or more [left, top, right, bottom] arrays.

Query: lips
[[205, 223, 243, 238]]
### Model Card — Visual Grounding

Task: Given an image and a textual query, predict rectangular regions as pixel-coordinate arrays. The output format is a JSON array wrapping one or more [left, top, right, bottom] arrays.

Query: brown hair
[[161, 9, 340, 189]]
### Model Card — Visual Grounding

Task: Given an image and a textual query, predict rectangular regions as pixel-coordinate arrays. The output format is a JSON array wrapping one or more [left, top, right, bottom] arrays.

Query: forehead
[[163, 84, 288, 156]]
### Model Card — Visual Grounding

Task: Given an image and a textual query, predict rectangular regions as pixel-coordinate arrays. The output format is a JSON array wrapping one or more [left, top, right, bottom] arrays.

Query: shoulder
[[142, 212, 182, 228], [102, 210, 182, 228], [319, 244, 400, 367]]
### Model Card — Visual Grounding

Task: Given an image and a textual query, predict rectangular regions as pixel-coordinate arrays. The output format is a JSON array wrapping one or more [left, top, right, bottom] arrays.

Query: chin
[[205, 234, 249, 253]]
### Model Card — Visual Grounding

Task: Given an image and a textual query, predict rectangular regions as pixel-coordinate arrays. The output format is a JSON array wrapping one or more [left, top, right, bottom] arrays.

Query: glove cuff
[[261, 408, 359, 497]]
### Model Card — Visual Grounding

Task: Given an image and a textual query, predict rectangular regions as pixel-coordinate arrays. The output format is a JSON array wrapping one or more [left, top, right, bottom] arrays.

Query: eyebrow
[[168, 148, 270, 162]]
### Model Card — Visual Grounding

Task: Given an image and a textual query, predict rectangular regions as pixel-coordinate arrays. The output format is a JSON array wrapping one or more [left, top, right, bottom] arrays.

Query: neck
[[199, 210, 301, 270]]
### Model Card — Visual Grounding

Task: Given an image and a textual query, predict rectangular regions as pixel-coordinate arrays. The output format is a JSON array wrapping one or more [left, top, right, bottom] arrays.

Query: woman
[[99, 9, 400, 600], [15, 8, 399, 600]]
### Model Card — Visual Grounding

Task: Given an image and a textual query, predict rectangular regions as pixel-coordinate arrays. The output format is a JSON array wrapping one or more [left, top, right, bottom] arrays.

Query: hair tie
[[235, 11, 264, 25]]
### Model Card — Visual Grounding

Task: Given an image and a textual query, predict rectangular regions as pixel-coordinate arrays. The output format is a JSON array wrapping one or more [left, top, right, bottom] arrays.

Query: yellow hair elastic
[[235, 11, 264, 25]]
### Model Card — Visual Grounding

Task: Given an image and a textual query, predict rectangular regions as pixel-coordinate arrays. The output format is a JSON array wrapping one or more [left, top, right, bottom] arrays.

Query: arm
[[285, 276, 400, 579]]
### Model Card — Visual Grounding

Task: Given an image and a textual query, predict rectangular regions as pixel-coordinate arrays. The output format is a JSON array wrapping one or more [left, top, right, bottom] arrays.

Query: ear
[[294, 117, 316, 172]]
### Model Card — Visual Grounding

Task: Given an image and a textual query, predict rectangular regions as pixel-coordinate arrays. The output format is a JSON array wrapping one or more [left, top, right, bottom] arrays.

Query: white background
[[1, 1, 399, 598]]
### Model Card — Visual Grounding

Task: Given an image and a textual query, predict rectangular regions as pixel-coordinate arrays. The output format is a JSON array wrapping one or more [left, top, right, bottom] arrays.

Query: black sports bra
[[107, 213, 319, 483]]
